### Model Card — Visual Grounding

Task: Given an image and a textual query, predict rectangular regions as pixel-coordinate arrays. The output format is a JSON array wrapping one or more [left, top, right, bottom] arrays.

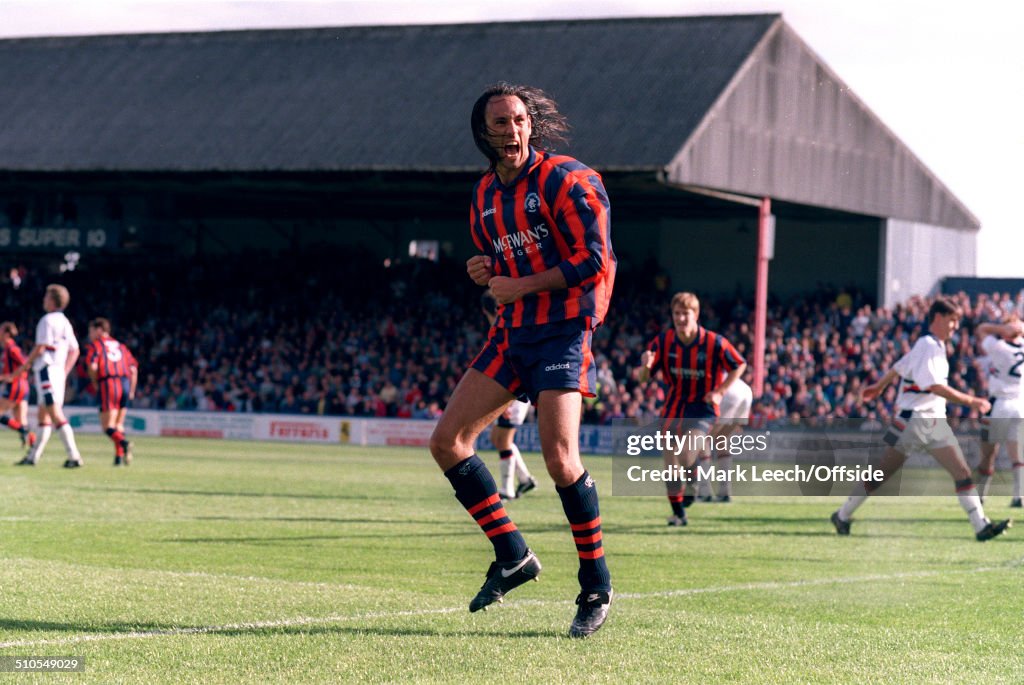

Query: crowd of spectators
[[3, 249, 1021, 429], [573, 285, 1023, 431]]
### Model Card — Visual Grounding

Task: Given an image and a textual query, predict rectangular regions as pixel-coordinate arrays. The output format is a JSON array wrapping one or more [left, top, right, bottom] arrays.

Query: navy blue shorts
[[662, 402, 717, 434], [470, 318, 596, 404]]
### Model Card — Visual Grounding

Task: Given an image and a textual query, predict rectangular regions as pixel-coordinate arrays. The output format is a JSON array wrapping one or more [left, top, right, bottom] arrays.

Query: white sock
[[30, 424, 53, 462], [838, 482, 870, 521], [1014, 463, 1024, 500], [511, 444, 532, 483], [57, 422, 81, 461], [696, 456, 713, 498], [716, 454, 733, 496], [498, 452, 515, 496], [957, 486, 988, 532]]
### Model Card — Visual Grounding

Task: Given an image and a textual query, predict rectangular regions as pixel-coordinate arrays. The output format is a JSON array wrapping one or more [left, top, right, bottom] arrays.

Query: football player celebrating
[[430, 83, 616, 637]]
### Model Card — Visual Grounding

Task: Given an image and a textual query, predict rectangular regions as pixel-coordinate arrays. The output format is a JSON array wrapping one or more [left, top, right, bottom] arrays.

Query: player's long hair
[[470, 82, 570, 168]]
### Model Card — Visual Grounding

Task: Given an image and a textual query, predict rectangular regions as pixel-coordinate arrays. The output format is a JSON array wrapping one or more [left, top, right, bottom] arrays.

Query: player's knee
[[543, 459, 583, 488], [429, 422, 467, 461], [541, 447, 580, 482], [428, 429, 451, 461], [947, 463, 972, 481]]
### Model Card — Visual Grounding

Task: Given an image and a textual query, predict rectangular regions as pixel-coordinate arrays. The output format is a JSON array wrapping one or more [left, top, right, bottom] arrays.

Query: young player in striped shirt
[[639, 292, 746, 526]]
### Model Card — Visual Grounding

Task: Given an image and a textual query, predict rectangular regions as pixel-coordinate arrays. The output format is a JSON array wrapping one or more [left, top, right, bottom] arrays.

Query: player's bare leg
[[431, 370, 512, 471], [536, 389, 585, 486], [976, 440, 998, 500]]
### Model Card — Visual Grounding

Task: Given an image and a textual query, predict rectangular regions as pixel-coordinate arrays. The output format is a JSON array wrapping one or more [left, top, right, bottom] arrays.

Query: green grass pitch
[[1, 436, 1022, 683]]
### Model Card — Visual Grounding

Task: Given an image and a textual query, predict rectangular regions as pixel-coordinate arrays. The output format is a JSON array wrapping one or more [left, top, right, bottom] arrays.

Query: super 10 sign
[[0, 227, 115, 251]]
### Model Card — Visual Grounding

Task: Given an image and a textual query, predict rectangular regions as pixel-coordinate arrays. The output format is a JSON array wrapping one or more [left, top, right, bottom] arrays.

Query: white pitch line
[[615, 566, 1002, 599], [1, 561, 1019, 650]]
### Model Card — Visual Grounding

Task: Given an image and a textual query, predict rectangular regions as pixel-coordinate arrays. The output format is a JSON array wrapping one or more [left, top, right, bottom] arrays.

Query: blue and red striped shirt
[[470, 147, 616, 328], [85, 335, 137, 380], [2, 339, 27, 378], [647, 326, 745, 417]]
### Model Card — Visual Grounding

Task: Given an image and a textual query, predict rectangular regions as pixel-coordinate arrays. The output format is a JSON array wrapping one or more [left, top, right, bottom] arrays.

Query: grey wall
[[880, 219, 977, 307]]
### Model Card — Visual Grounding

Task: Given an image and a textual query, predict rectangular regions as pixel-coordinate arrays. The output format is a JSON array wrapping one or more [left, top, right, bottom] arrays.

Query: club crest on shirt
[[524, 192, 541, 213]]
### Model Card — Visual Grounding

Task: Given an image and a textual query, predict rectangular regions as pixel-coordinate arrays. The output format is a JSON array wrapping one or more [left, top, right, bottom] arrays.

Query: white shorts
[[717, 380, 752, 426], [34, 364, 67, 409], [884, 410, 959, 452], [982, 397, 1024, 443], [497, 399, 530, 428]]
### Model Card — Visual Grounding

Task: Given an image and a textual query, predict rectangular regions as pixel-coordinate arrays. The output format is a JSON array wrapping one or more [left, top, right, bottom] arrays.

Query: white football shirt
[[981, 335, 1024, 400], [33, 311, 79, 372], [893, 334, 948, 417]]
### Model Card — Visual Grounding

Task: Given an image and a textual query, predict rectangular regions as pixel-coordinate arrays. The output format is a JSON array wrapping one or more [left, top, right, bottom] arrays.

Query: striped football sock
[[558, 471, 611, 592], [445, 455, 528, 562]]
